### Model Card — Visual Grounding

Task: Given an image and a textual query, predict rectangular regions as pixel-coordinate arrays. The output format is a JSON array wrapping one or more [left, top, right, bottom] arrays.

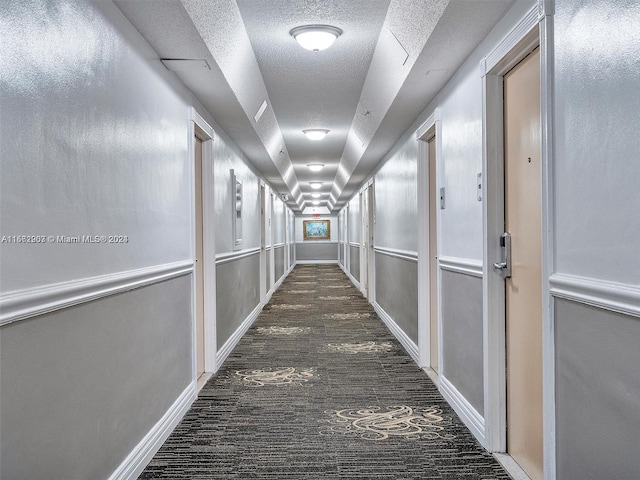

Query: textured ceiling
[[115, 0, 516, 212], [237, 0, 391, 205]]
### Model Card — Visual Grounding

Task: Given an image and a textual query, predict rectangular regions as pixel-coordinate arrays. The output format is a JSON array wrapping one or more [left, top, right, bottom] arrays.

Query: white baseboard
[[295, 260, 339, 265], [108, 383, 196, 480], [273, 273, 286, 290], [493, 453, 532, 480], [216, 303, 262, 367], [345, 270, 361, 291], [422, 367, 439, 388], [373, 302, 419, 364], [440, 375, 486, 447]]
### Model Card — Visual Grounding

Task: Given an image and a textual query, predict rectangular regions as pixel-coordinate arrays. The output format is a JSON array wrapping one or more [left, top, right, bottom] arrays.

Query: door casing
[[367, 180, 376, 304], [260, 182, 266, 304], [417, 110, 442, 371], [189, 108, 216, 376], [481, 4, 555, 479]]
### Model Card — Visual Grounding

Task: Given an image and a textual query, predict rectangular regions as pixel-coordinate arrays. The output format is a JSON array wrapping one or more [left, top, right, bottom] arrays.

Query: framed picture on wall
[[303, 219, 330, 240]]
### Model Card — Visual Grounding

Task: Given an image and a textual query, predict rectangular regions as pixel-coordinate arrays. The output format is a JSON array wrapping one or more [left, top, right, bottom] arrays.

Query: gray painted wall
[[216, 254, 261, 348], [294, 215, 338, 263], [555, 300, 640, 479], [440, 271, 484, 414], [0, 3, 197, 478], [0, 276, 192, 480], [213, 137, 263, 350], [349, 246, 360, 282], [296, 242, 338, 261], [213, 134, 261, 255], [274, 245, 285, 281], [554, 0, 640, 285], [347, 197, 360, 244], [265, 252, 272, 292], [551, 1, 640, 477], [0, 1, 193, 292], [375, 253, 418, 344], [273, 197, 286, 245], [373, 138, 418, 253], [208, 97, 293, 352]]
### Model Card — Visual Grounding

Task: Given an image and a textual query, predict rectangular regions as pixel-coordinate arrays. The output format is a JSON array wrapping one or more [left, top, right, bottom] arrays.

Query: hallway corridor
[[139, 265, 510, 479]]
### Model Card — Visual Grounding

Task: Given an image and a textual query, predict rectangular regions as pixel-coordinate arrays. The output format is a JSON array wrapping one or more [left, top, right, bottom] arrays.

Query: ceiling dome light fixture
[[312, 200, 320, 205], [311, 193, 321, 198], [307, 163, 325, 172], [303, 129, 329, 141], [290, 25, 342, 52], [310, 181, 323, 189]]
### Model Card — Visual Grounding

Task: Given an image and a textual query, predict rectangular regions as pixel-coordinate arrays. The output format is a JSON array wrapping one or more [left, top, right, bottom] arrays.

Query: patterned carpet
[[139, 264, 511, 479]]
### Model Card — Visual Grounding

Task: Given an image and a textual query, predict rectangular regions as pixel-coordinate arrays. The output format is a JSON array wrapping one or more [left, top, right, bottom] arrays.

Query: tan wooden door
[[428, 136, 438, 372], [504, 46, 543, 480], [195, 136, 205, 379]]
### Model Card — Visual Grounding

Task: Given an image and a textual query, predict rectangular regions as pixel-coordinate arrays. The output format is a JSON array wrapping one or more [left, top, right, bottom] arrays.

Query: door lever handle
[[494, 232, 512, 278], [493, 262, 507, 271]]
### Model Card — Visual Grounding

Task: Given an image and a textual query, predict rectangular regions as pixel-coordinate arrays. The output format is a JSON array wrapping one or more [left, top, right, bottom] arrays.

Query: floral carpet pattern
[[138, 264, 510, 479]]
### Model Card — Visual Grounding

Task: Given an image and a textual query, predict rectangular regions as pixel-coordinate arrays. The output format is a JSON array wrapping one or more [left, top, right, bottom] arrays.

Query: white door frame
[[345, 205, 350, 275], [367, 178, 376, 304], [259, 181, 267, 304], [481, 4, 555, 479], [342, 209, 348, 271], [359, 188, 367, 297], [269, 192, 275, 290], [291, 210, 296, 268], [285, 208, 293, 273], [416, 109, 441, 370], [189, 107, 217, 374]]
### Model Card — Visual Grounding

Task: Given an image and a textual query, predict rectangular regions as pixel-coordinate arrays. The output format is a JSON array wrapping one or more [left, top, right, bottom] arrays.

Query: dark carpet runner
[[139, 264, 510, 479]]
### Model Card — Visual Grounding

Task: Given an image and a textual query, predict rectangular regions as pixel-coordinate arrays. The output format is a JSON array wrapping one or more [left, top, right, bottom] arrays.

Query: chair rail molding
[[215, 247, 261, 265], [550, 273, 640, 318], [374, 246, 418, 263], [438, 256, 483, 278], [0, 260, 194, 327]]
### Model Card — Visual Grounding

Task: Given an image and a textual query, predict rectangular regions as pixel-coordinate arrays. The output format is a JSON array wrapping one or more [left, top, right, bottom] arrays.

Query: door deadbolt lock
[[493, 232, 512, 278]]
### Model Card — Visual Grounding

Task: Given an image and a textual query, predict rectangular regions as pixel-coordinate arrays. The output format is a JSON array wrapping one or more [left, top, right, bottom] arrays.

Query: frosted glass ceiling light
[[312, 200, 320, 205], [311, 193, 321, 198], [310, 182, 323, 189], [290, 25, 342, 52], [307, 163, 325, 172], [303, 129, 329, 141]]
